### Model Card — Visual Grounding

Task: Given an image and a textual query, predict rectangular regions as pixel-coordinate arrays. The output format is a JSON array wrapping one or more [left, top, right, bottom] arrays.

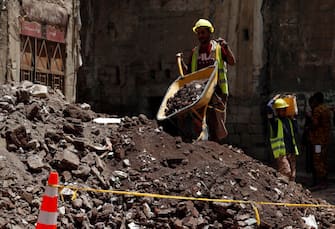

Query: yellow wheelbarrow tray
[[156, 62, 218, 121]]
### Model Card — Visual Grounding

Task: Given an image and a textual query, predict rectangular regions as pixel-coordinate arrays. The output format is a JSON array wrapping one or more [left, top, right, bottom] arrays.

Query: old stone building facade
[[0, 0, 81, 102]]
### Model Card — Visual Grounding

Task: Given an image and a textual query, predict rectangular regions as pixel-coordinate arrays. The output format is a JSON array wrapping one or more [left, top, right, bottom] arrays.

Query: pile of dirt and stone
[[165, 80, 208, 116], [0, 81, 334, 229]]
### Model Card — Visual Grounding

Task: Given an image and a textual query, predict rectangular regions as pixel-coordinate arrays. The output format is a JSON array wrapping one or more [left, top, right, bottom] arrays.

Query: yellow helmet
[[273, 98, 289, 109], [192, 19, 214, 33]]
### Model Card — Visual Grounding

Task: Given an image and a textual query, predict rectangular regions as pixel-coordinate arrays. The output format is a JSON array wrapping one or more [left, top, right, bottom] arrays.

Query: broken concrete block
[[63, 104, 92, 122], [30, 84, 48, 98], [54, 149, 80, 170], [27, 155, 44, 172]]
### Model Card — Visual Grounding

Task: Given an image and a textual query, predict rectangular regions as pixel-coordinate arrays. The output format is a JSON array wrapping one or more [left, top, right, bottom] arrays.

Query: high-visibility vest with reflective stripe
[[191, 40, 228, 95], [269, 119, 299, 159]]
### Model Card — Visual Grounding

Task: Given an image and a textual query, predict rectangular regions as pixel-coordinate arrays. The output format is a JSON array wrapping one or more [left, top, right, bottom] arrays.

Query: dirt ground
[[0, 82, 334, 228], [296, 175, 335, 205]]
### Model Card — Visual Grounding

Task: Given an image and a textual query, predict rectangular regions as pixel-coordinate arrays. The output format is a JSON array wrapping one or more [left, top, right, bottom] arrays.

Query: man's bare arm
[[225, 45, 236, 66]]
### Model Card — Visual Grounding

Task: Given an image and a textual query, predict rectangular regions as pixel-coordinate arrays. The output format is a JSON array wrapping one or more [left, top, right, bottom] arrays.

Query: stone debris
[[302, 214, 318, 229], [165, 80, 208, 116], [0, 81, 333, 228]]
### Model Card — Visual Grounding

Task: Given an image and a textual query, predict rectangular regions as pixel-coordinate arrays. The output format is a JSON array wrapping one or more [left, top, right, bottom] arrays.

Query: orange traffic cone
[[36, 171, 59, 229]]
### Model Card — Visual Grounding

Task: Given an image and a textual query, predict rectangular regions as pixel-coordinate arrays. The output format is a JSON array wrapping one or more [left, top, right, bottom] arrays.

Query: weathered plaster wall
[[263, 0, 335, 91], [64, 0, 82, 103], [221, 0, 267, 162], [221, 0, 264, 98], [7, 0, 21, 82], [0, 0, 8, 83]]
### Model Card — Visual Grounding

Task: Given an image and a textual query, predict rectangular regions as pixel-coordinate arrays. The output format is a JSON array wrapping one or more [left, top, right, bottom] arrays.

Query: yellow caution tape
[[71, 189, 78, 201], [53, 184, 335, 225], [252, 202, 261, 226]]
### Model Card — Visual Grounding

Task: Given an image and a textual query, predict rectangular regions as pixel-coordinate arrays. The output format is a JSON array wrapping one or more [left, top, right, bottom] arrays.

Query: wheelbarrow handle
[[176, 53, 184, 78]]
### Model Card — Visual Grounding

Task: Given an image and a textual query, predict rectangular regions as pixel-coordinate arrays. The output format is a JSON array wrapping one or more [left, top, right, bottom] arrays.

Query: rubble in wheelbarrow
[[0, 81, 334, 228], [165, 79, 208, 116]]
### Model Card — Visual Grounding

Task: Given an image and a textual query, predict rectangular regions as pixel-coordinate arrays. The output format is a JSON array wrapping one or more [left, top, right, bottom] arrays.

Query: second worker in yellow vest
[[267, 95, 299, 181]]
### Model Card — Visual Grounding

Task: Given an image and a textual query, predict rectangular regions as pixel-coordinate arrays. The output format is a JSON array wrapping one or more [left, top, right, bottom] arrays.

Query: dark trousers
[[313, 144, 328, 184], [207, 89, 228, 143]]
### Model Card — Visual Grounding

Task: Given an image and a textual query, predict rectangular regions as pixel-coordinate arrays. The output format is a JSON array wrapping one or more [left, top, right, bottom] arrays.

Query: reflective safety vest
[[191, 40, 228, 95], [269, 119, 299, 159]]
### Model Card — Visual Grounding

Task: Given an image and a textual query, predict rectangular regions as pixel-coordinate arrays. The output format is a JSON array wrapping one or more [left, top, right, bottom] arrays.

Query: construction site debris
[[0, 81, 334, 228]]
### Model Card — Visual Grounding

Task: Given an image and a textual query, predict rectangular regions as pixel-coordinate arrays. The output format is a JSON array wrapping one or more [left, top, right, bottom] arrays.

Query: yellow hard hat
[[273, 98, 289, 109], [193, 19, 214, 33]]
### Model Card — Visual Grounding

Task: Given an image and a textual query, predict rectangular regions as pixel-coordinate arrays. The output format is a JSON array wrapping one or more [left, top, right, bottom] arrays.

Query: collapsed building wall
[[0, 0, 81, 102]]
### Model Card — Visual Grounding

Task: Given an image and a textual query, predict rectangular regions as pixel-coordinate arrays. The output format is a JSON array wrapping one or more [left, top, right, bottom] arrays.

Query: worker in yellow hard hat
[[176, 18, 236, 143], [192, 18, 215, 33], [189, 18, 235, 67], [267, 94, 299, 181]]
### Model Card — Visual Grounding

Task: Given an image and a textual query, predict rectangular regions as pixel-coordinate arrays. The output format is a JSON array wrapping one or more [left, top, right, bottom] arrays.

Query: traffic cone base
[[36, 171, 59, 229]]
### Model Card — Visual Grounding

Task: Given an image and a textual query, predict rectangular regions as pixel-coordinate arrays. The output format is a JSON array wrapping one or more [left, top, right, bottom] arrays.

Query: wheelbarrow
[[156, 61, 218, 140]]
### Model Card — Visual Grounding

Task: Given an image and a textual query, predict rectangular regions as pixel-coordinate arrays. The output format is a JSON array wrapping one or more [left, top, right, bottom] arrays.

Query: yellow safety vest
[[269, 119, 299, 159], [191, 40, 228, 95]]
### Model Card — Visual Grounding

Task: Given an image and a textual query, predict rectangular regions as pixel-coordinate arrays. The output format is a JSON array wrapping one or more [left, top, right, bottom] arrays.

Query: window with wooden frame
[[19, 37, 66, 93], [20, 35, 34, 82]]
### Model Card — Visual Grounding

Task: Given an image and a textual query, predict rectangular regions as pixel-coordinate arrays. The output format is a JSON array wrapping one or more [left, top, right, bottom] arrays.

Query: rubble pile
[[0, 81, 334, 228], [165, 80, 208, 116]]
